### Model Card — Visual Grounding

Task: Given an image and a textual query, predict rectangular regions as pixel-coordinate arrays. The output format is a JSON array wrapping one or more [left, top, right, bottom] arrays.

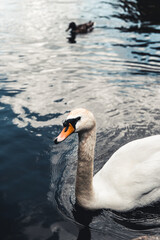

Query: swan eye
[[63, 120, 68, 127], [63, 117, 81, 129]]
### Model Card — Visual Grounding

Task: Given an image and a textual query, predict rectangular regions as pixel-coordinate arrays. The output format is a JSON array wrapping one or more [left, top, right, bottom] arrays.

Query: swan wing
[[93, 135, 160, 210]]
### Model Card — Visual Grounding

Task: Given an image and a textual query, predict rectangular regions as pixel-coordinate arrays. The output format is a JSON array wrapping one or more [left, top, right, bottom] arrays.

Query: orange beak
[[54, 123, 75, 144]]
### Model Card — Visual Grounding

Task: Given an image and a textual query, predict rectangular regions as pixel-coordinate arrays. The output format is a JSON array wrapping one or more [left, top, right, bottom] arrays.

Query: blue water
[[1, 0, 160, 239]]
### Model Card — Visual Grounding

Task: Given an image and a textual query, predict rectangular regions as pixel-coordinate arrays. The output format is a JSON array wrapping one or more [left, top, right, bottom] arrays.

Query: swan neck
[[76, 126, 96, 207]]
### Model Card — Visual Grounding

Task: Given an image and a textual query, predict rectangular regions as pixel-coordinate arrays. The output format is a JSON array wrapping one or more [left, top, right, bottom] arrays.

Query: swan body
[[54, 108, 160, 211]]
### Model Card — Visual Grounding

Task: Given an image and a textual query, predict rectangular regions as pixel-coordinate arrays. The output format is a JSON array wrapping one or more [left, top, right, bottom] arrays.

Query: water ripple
[[1, 0, 160, 239]]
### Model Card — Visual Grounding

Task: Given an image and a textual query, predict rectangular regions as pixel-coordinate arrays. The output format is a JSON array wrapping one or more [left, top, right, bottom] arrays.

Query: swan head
[[54, 108, 96, 144]]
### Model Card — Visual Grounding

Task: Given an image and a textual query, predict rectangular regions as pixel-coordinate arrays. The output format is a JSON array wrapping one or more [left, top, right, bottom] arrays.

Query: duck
[[66, 21, 94, 34], [54, 108, 160, 211]]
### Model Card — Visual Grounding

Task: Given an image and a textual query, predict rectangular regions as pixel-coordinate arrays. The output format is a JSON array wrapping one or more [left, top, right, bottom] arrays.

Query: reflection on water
[[67, 32, 77, 44], [1, 0, 160, 239]]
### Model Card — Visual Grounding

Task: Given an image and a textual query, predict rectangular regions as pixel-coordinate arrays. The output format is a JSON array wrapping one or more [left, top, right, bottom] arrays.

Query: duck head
[[66, 22, 77, 32]]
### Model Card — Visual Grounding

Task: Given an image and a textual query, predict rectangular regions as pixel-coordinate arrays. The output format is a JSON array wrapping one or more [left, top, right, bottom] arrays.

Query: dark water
[[1, 0, 160, 239]]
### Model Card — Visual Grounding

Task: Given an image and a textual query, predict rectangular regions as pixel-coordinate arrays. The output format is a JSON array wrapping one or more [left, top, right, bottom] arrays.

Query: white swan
[[54, 108, 160, 211]]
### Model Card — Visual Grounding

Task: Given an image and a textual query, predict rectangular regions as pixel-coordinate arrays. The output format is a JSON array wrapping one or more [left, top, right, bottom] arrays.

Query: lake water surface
[[1, 0, 160, 239]]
